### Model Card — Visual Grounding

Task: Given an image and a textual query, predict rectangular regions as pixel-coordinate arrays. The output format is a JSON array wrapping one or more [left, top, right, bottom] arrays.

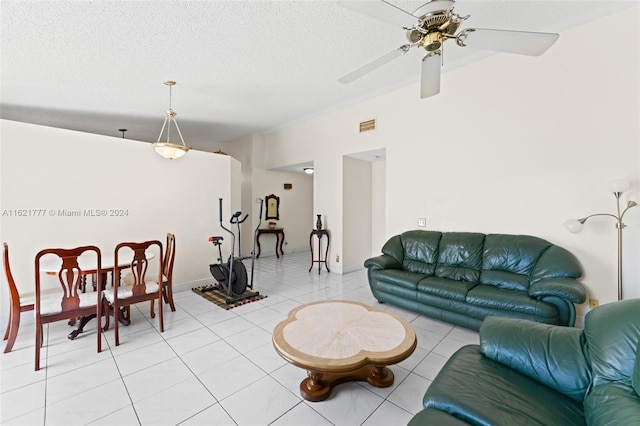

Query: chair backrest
[[3, 243, 21, 306], [163, 233, 175, 280], [114, 240, 163, 297], [35, 245, 102, 315]]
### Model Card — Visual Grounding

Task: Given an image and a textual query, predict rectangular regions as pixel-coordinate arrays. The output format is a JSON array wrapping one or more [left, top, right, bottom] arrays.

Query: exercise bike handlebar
[[218, 198, 234, 236], [230, 211, 249, 225]]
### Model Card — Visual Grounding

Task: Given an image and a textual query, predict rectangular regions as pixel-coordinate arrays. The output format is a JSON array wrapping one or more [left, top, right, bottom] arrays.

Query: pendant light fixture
[[152, 80, 190, 160]]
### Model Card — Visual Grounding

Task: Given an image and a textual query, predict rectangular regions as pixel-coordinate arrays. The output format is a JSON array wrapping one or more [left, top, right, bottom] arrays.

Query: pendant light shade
[[152, 81, 190, 160]]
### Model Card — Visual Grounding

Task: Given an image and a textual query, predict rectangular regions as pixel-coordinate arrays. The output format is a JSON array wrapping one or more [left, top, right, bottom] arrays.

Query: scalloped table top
[[272, 300, 417, 372]]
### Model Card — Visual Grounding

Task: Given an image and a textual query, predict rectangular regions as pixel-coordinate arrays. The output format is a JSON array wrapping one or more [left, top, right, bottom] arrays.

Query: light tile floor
[[0, 251, 479, 425]]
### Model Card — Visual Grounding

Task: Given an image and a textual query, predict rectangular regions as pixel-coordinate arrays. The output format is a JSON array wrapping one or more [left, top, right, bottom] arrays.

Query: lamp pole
[[565, 182, 637, 301]]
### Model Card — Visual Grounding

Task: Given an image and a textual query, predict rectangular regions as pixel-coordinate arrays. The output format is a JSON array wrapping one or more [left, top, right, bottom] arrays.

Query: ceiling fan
[[337, 0, 559, 98]]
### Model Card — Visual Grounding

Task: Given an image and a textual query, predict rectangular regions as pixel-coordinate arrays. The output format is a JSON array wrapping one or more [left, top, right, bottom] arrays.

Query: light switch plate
[[418, 218, 426, 227]]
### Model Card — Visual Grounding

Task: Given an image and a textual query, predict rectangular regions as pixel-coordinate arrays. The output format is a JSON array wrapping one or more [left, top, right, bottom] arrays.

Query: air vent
[[359, 119, 376, 133]]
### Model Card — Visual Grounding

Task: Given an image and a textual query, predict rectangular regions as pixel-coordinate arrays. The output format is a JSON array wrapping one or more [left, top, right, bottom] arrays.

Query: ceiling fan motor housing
[[406, 8, 461, 52], [422, 32, 443, 51]]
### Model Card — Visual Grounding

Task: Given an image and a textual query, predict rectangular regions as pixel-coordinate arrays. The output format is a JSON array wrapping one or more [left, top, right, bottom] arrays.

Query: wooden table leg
[[299, 365, 395, 401]]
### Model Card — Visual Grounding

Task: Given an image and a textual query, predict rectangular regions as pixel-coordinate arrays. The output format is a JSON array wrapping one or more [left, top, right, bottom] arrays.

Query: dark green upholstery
[[411, 299, 640, 426], [365, 230, 586, 329]]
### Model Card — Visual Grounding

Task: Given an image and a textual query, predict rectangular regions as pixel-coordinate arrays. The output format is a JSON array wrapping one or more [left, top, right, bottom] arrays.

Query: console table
[[309, 229, 330, 274], [255, 228, 285, 258]]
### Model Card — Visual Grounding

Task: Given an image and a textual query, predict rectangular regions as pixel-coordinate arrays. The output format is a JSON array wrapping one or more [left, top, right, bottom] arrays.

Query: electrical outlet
[[418, 218, 426, 227], [336, 255, 340, 262], [589, 298, 599, 309]]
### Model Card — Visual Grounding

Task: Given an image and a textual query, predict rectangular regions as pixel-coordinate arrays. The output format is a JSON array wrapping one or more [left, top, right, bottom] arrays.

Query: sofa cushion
[[480, 234, 551, 291], [435, 232, 484, 282], [370, 269, 424, 290], [584, 299, 640, 386], [417, 277, 476, 302], [423, 345, 585, 425], [399, 230, 442, 274], [583, 382, 640, 426], [466, 285, 558, 319]]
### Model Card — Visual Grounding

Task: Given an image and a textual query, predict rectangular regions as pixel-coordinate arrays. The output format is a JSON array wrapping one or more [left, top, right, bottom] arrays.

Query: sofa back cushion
[[585, 299, 640, 386], [435, 232, 484, 282], [397, 230, 442, 275], [480, 234, 551, 291]]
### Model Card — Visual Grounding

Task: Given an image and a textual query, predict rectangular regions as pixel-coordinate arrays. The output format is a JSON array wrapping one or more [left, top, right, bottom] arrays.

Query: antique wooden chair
[[3, 243, 35, 353], [151, 233, 176, 316], [34, 245, 103, 370], [103, 240, 164, 346]]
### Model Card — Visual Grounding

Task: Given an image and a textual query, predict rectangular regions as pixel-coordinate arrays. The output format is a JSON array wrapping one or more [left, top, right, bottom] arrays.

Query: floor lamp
[[564, 180, 638, 301]]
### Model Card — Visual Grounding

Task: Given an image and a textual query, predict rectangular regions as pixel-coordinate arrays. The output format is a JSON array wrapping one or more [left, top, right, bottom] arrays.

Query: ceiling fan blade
[[420, 52, 441, 98], [337, 0, 417, 28], [457, 28, 559, 56], [338, 45, 410, 84]]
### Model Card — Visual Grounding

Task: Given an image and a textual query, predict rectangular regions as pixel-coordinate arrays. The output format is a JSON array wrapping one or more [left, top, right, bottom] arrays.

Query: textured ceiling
[[1, 1, 636, 153]]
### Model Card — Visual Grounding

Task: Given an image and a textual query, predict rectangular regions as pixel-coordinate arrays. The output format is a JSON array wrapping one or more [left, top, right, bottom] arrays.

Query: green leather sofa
[[409, 298, 640, 425], [364, 230, 586, 329]]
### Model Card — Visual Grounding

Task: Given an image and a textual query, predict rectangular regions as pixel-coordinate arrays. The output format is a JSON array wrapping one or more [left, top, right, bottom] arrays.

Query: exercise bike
[[208, 198, 263, 299]]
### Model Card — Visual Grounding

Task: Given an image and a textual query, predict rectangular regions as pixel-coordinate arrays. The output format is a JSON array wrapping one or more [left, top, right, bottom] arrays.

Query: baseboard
[[341, 265, 365, 274], [174, 278, 211, 293]]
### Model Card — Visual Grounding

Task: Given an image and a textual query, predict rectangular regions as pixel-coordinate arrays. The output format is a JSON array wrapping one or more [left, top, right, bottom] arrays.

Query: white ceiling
[[1, 1, 636, 153]]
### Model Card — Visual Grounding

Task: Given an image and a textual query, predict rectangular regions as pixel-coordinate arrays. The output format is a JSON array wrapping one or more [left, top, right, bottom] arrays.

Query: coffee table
[[272, 300, 417, 401]]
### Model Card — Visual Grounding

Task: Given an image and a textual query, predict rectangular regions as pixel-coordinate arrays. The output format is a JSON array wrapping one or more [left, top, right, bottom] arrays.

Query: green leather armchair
[[409, 298, 640, 425]]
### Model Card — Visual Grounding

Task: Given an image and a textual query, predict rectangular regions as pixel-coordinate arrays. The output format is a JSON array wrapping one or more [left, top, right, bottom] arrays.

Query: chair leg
[[164, 285, 176, 312], [2, 314, 10, 341], [114, 303, 120, 347], [35, 322, 42, 371], [102, 298, 110, 332], [158, 294, 164, 333], [3, 308, 20, 353], [150, 300, 156, 319], [97, 301, 102, 354]]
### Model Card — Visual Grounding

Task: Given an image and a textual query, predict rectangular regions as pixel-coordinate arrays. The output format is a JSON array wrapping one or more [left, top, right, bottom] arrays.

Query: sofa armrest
[[363, 254, 402, 270], [528, 278, 587, 304], [480, 316, 591, 402]]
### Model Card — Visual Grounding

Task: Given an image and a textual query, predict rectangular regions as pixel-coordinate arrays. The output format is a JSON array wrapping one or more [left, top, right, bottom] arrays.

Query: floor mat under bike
[[191, 283, 267, 310]]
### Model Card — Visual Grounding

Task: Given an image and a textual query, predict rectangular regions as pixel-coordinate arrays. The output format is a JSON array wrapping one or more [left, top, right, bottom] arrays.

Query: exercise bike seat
[[208, 236, 224, 246]]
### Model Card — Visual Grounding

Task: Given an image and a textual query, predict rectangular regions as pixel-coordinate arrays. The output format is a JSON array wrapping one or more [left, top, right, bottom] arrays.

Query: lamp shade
[[152, 142, 189, 160], [564, 219, 584, 233], [609, 179, 631, 193], [626, 191, 639, 206]]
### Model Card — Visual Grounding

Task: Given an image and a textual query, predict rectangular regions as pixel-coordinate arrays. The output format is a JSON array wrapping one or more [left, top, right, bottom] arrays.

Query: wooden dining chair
[[103, 240, 164, 346], [34, 246, 103, 370], [150, 233, 176, 316], [3, 242, 35, 353]]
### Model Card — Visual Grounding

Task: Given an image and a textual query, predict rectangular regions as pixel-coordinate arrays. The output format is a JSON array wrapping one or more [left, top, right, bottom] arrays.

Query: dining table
[[40, 251, 155, 340]]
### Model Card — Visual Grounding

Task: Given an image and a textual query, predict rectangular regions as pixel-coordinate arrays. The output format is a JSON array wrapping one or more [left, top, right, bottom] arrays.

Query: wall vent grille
[[359, 119, 376, 133]]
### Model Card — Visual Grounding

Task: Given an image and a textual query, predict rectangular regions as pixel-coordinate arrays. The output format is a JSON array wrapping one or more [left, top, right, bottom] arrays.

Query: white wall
[[371, 160, 387, 256], [221, 133, 314, 257], [262, 7, 640, 318], [0, 119, 239, 319], [343, 156, 372, 272]]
